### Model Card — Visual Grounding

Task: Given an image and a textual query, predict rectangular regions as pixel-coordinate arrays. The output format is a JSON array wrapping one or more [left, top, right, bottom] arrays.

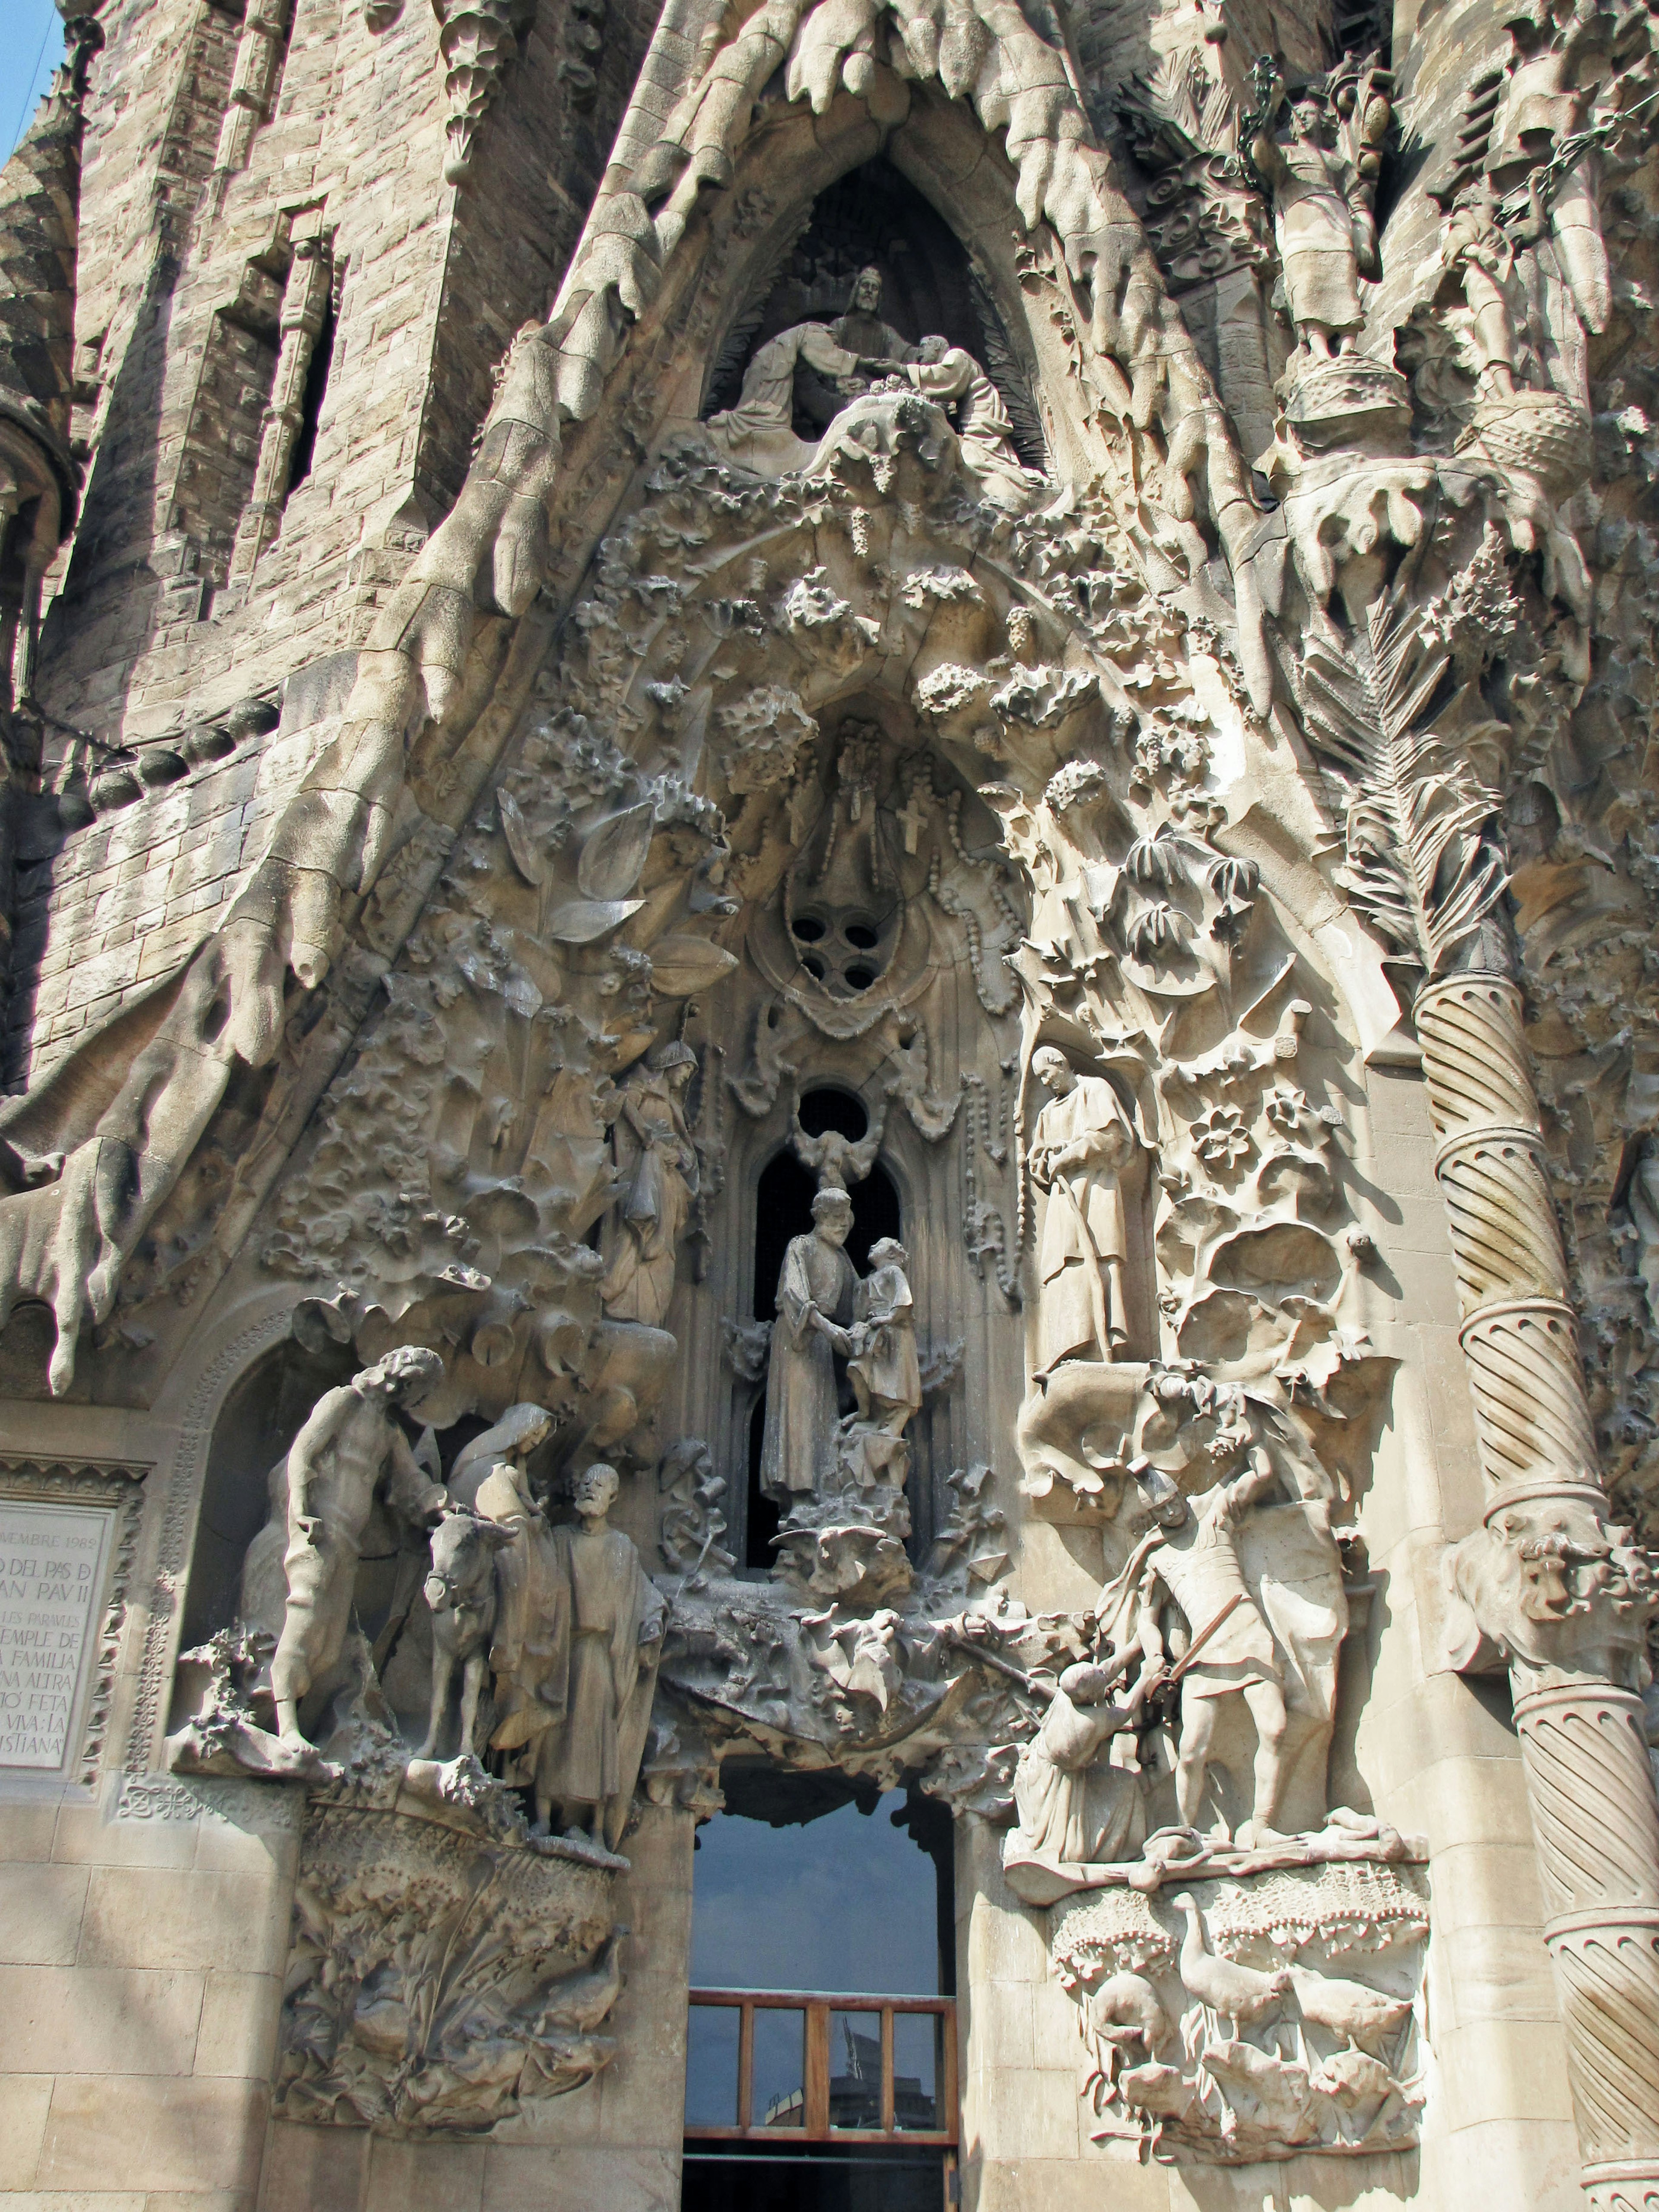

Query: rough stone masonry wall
[[3, 0, 658, 1094]]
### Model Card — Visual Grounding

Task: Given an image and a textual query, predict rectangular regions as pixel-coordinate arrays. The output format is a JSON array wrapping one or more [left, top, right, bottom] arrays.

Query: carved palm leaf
[[1297, 583, 1507, 975]]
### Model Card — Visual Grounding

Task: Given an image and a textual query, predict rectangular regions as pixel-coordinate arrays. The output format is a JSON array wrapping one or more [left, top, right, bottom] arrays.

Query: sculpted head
[[649, 1040, 697, 1090], [1289, 90, 1327, 140], [811, 1187, 854, 1246], [362, 1344, 444, 1405], [917, 335, 949, 364], [868, 1236, 907, 1270], [1058, 1661, 1117, 1707], [574, 1462, 621, 1519], [1033, 1045, 1076, 1097], [851, 264, 884, 315]]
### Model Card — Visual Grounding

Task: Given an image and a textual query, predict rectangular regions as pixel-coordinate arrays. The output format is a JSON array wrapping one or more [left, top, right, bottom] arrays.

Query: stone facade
[[0, 0, 1656, 2204]]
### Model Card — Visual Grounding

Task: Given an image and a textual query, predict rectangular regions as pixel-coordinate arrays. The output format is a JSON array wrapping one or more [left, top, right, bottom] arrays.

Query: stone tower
[[0, 0, 1656, 2203]]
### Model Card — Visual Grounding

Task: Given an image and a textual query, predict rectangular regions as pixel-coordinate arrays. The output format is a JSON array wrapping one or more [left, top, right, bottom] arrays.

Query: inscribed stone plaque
[[0, 1503, 112, 1770]]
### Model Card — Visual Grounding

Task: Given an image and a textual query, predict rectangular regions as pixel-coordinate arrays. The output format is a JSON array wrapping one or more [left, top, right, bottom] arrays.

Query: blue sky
[[5, 0, 66, 162]]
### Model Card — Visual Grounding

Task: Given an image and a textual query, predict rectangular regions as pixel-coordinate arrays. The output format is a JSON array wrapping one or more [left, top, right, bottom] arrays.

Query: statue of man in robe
[[271, 1345, 447, 1745], [601, 1042, 699, 1330], [815, 1234, 923, 1491], [830, 264, 918, 367], [532, 1463, 665, 1847], [760, 1184, 858, 1500], [1028, 1046, 1137, 1376]]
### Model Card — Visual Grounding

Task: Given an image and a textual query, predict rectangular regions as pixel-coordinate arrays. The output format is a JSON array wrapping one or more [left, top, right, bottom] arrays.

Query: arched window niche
[[666, 700, 1028, 1584]]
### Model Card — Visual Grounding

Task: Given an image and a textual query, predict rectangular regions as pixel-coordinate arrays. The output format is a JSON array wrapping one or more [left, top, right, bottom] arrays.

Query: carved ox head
[[424, 1509, 513, 1614]]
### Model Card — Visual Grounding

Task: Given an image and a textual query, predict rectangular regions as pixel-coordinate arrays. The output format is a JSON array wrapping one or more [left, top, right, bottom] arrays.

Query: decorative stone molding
[[0, 1454, 146, 1789]]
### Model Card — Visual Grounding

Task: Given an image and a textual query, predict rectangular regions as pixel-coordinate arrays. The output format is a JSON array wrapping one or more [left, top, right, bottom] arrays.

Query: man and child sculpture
[[259, 1344, 661, 1847], [760, 1182, 923, 1506]]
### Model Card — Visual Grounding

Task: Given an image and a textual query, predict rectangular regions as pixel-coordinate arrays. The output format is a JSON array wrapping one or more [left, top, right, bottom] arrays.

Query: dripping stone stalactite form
[[1427, 969, 1659, 2209]]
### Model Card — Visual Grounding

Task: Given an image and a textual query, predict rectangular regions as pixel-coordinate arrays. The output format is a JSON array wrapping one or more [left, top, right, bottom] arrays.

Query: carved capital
[[1445, 1490, 1659, 1692]]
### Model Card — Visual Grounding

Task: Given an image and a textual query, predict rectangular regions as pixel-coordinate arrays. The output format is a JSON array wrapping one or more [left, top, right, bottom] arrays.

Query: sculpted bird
[[536, 1928, 627, 2035], [1286, 1964, 1412, 2055], [1172, 1893, 1291, 2034]]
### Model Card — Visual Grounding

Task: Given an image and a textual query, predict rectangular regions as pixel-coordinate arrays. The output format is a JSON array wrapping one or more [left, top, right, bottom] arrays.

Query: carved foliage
[[276, 1804, 625, 2131]]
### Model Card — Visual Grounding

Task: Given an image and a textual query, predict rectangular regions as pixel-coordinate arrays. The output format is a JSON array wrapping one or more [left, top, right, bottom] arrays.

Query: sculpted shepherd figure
[[534, 1463, 665, 1846], [272, 1346, 447, 1745]]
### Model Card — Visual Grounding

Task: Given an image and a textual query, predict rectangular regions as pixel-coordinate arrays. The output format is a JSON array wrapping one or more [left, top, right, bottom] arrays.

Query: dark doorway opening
[[746, 1091, 901, 1567], [685, 1768, 957, 2206]]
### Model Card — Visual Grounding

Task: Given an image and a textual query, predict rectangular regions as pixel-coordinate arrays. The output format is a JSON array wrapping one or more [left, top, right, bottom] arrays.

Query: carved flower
[[1192, 1103, 1252, 1168], [1265, 1081, 1344, 1143]]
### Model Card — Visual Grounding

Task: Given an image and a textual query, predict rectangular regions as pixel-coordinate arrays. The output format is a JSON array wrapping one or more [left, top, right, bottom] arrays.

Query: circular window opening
[[792, 915, 827, 942], [845, 921, 880, 950], [845, 964, 877, 992]]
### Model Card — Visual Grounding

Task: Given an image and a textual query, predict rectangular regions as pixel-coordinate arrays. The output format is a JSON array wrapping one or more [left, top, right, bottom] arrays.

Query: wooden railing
[[685, 1987, 958, 2146]]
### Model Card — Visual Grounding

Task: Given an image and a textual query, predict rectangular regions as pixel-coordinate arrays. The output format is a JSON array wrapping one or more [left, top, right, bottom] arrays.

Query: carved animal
[[1083, 1970, 1169, 2092], [1172, 1893, 1292, 2033], [1286, 1963, 1412, 2054], [418, 1509, 514, 1760], [1310, 2039, 1398, 2111], [535, 1928, 627, 2035], [1200, 2037, 1318, 2144], [1117, 2058, 1198, 2123]]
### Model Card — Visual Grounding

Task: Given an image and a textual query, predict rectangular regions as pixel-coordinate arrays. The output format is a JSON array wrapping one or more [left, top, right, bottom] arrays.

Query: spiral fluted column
[[1420, 969, 1659, 2209]]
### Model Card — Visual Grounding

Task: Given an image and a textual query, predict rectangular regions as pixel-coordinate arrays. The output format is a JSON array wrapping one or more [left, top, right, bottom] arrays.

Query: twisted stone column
[[1423, 968, 1659, 2211]]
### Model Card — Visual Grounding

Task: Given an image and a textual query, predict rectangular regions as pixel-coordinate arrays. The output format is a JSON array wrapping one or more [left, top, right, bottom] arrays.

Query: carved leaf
[[1298, 582, 1507, 975], [577, 802, 655, 901], [497, 788, 546, 885], [648, 935, 739, 998], [544, 897, 645, 943]]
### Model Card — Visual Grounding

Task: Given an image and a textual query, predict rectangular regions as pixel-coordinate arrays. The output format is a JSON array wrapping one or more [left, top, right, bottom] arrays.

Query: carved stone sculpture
[[1049, 1861, 1428, 2163], [903, 337, 1035, 506], [760, 1185, 858, 1502], [788, 1089, 888, 1190], [417, 1507, 514, 1760], [273, 1347, 448, 1746], [1006, 1653, 1157, 1872], [531, 1463, 665, 1847], [1249, 73, 1380, 358], [1028, 1047, 1138, 1376], [275, 1800, 626, 2130], [703, 322, 862, 476], [600, 1042, 699, 1330]]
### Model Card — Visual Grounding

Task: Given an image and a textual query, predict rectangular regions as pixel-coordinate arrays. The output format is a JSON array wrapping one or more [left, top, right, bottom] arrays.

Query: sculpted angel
[[1251, 79, 1379, 357]]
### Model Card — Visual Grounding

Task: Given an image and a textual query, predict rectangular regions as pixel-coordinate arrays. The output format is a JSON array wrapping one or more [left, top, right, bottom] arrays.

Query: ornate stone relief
[[1049, 1858, 1427, 2163], [275, 1795, 626, 2129]]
